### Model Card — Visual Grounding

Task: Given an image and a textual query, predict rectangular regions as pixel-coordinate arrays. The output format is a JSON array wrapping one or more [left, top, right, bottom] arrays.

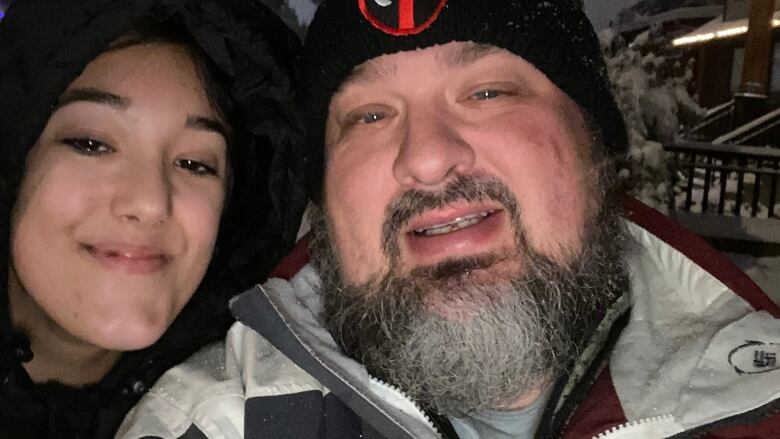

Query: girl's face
[[9, 43, 228, 351]]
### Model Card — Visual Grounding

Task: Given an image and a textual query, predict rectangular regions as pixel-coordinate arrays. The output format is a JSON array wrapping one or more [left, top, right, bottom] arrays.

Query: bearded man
[[119, 1, 780, 438]]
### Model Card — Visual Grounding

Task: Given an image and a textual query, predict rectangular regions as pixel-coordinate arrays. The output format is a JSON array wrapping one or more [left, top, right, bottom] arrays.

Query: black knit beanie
[[302, 0, 628, 201]]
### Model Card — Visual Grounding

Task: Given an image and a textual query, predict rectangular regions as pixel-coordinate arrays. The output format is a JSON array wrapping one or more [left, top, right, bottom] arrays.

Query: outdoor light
[[673, 19, 780, 46], [673, 32, 716, 46]]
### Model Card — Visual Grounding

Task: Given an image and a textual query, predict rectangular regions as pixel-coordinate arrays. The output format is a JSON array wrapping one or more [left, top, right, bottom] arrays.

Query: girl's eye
[[176, 158, 218, 177], [62, 138, 114, 156]]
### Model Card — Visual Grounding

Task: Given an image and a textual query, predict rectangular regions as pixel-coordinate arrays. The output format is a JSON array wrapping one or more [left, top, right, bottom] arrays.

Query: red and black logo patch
[[358, 0, 447, 36]]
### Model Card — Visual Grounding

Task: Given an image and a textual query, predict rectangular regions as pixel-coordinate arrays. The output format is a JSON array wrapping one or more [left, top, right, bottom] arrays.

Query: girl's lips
[[81, 243, 170, 274]]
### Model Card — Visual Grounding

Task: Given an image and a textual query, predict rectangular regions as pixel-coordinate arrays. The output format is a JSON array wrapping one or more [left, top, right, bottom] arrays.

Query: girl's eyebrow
[[186, 115, 230, 141], [56, 87, 129, 111], [56, 87, 230, 142]]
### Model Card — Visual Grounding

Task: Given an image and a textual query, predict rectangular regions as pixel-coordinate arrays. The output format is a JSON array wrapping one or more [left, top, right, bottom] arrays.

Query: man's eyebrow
[[439, 43, 502, 68], [335, 43, 501, 96], [56, 87, 129, 111], [185, 115, 230, 141], [335, 57, 398, 95]]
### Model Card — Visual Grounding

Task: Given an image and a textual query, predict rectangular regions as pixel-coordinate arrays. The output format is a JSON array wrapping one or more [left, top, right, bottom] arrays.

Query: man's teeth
[[414, 210, 495, 236]]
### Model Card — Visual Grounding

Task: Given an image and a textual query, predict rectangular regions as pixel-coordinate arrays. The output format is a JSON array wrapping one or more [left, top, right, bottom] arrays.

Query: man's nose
[[392, 105, 475, 188], [110, 161, 172, 227]]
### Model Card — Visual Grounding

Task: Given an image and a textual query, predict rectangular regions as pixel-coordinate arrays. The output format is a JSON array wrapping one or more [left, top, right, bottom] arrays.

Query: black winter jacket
[[0, 1, 305, 437]]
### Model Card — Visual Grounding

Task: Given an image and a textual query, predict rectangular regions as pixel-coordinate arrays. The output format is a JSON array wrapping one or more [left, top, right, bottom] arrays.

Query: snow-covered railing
[[704, 100, 735, 119], [713, 105, 780, 146], [665, 140, 780, 219], [686, 100, 734, 141]]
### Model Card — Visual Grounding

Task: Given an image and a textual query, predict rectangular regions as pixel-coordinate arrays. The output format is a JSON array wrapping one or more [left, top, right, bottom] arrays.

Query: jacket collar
[[611, 224, 780, 430], [232, 220, 780, 437]]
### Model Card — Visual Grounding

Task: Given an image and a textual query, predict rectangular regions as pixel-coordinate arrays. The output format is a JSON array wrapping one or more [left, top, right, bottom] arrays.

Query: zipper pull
[[593, 414, 683, 438]]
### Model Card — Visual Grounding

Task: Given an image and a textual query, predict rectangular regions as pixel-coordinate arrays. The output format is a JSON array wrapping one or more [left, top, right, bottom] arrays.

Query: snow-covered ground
[[672, 167, 780, 218], [669, 167, 779, 305], [726, 252, 780, 306]]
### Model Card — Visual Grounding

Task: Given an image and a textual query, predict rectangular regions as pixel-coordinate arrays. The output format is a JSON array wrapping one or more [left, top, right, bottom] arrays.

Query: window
[[724, 0, 749, 21], [772, 43, 780, 93], [731, 46, 745, 93]]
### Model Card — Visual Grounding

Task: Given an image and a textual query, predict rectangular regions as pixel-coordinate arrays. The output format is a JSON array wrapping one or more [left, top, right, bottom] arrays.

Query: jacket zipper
[[594, 395, 780, 439], [368, 375, 443, 438], [243, 285, 442, 439], [592, 414, 682, 438], [666, 396, 780, 439]]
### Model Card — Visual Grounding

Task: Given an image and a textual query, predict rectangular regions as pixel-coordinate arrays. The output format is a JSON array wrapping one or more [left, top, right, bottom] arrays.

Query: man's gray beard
[[311, 169, 629, 416]]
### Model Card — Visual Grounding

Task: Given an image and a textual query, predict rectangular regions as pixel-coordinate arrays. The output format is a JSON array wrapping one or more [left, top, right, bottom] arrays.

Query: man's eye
[[341, 104, 396, 130], [344, 110, 389, 128], [62, 138, 114, 156], [471, 89, 507, 101], [176, 159, 218, 177], [360, 112, 386, 124]]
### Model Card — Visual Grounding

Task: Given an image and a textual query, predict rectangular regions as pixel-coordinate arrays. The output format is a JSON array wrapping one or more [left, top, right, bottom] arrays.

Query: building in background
[[618, 5, 722, 42], [670, 0, 780, 146], [675, 1, 780, 110]]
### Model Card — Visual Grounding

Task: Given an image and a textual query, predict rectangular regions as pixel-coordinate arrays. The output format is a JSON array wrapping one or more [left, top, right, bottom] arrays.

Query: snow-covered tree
[[600, 26, 704, 207]]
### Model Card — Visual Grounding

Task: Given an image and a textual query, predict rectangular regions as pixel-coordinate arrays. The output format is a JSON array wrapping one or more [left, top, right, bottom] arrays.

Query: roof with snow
[[619, 6, 724, 34], [673, 10, 780, 46]]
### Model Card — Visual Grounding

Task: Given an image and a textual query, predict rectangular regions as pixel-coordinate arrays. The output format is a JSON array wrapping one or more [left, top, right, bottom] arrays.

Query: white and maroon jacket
[[118, 200, 780, 439]]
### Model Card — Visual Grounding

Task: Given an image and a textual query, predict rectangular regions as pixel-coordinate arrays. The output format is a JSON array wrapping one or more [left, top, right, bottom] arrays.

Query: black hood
[[0, 0, 305, 436]]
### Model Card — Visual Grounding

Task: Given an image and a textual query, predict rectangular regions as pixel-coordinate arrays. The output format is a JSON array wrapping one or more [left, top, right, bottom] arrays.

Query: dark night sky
[[585, 0, 641, 30]]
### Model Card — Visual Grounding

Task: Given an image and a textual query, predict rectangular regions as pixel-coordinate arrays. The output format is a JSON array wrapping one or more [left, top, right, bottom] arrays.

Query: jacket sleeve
[[115, 322, 326, 439]]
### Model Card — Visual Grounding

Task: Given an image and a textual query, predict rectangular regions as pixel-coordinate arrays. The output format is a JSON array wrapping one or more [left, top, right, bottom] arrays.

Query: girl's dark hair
[[111, 19, 236, 144]]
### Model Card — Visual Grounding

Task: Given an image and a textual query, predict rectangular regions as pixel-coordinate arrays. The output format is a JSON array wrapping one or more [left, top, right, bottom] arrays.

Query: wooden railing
[[713, 106, 780, 146], [664, 140, 780, 219], [686, 100, 734, 142]]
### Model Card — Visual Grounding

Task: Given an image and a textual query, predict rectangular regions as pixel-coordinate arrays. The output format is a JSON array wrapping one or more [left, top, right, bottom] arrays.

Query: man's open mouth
[[412, 209, 499, 237]]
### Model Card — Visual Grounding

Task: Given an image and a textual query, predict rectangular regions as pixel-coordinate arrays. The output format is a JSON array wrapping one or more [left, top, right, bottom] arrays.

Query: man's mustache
[[380, 175, 521, 263]]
